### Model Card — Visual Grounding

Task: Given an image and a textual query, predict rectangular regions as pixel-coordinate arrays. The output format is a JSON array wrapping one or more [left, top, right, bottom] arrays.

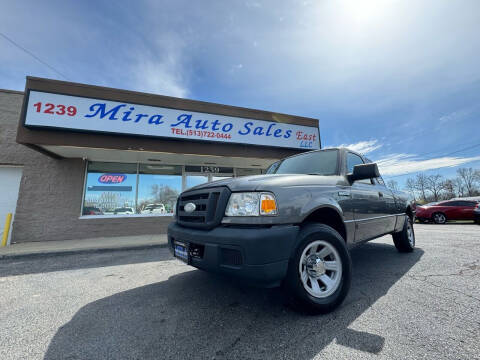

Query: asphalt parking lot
[[0, 223, 479, 360]]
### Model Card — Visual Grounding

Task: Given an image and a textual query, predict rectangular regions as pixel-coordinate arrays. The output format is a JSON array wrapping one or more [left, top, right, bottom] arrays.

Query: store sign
[[98, 174, 127, 184], [24, 91, 320, 150]]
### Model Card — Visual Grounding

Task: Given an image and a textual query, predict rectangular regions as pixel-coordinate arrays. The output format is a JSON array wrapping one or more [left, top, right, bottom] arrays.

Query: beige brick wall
[[1, 90, 171, 243]]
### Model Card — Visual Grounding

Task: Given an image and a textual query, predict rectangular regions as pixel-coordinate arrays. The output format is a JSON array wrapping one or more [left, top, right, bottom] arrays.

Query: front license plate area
[[174, 241, 190, 263]]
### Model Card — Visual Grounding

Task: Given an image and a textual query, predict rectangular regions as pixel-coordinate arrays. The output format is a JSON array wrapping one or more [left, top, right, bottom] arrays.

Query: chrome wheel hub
[[306, 256, 326, 278], [299, 240, 342, 298]]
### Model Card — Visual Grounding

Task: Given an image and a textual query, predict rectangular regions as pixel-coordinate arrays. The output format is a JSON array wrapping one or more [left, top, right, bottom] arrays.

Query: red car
[[416, 200, 479, 224]]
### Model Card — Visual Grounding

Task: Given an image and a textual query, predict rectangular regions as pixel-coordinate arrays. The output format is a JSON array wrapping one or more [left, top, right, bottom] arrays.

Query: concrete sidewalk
[[0, 234, 168, 259]]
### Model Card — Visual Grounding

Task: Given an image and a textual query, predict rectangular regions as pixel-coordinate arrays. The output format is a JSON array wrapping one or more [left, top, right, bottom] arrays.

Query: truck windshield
[[267, 149, 338, 175]]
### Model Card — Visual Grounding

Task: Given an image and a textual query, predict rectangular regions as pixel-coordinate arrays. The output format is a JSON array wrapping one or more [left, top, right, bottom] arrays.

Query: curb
[[0, 242, 169, 260]]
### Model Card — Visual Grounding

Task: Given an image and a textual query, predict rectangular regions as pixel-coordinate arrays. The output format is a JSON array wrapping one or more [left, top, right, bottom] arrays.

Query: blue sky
[[1, 0, 480, 188]]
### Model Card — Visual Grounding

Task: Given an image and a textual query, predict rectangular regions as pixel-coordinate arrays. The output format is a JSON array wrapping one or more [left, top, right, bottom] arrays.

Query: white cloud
[[337, 140, 382, 154], [333, 139, 480, 176], [376, 153, 480, 176], [245, 1, 262, 8], [438, 109, 470, 124], [128, 31, 190, 98], [132, 58, 189, 98]]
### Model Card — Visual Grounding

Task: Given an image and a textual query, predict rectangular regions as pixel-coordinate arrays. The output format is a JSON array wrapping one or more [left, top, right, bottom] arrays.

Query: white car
[[114, 207, 135, 215], [141, 203, 166, 214]]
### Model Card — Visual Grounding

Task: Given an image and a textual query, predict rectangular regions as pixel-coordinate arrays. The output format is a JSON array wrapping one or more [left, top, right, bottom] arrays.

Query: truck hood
[[185, 174, 346, 192]]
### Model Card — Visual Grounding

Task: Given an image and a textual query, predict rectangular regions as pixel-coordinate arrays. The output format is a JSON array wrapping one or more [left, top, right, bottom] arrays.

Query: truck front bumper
[[167, 222, 299, 287]]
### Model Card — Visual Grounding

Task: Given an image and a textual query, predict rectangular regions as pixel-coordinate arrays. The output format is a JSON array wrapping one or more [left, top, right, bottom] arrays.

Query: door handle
[[378, 192, 384, 197]]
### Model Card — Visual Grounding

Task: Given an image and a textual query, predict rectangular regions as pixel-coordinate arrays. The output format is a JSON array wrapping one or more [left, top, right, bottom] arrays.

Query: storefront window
[[82, 162, 266, 217], [186, 175, 209, 190], [211, 176, 231, 181], [137, 164, 182, 215], [83, 162, 181, 216], [83, 162, 137, 216], [236, 168, 263, 177]]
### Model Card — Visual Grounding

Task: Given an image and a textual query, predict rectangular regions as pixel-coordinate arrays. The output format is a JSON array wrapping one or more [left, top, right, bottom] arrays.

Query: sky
[[1, 0, 480, 189]]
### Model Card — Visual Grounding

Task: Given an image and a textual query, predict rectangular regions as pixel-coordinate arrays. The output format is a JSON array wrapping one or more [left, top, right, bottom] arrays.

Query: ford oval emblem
[[184, 202, 196, 213]]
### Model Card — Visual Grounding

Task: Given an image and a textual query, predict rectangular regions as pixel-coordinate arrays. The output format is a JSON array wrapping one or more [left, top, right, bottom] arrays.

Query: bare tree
[[454, 177, 465, 197], [457, 168, 479, 196], [387, 179, 399, 191], [441, 179, 456, 200], [150, 184, 180, 210], [425, 174, 444, 201], [414, 173, 428, 201], [405, 178, 417, 201]]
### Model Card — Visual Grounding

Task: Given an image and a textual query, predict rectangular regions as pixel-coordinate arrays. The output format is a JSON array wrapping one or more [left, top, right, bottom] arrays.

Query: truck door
[[346, 152, 391, 242], [373, 176, 397, 232]]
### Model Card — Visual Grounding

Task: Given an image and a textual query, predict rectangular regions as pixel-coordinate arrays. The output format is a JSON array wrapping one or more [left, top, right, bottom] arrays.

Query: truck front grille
[[176, 186, 230, 229]]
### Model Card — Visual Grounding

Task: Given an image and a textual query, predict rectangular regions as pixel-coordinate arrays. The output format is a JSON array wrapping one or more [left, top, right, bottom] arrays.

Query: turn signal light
[[260, 194, 277, 215]]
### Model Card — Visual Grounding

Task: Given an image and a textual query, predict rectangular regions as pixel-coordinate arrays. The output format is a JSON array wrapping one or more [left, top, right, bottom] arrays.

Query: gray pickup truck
[[168, 148, 416, 314]]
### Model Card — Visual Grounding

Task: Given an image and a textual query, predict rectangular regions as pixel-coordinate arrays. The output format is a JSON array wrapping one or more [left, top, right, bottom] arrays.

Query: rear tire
[[393, 216, 415, 252], [283, 223, 352, 315], [432, 212, 447, 224]]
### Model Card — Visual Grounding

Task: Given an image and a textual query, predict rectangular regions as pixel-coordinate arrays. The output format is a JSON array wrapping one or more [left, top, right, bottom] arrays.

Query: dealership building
[[0, 77, 320, 244]]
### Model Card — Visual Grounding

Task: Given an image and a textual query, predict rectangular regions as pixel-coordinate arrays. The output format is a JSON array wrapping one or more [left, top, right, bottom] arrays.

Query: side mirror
[[349, 163, 380, 182]]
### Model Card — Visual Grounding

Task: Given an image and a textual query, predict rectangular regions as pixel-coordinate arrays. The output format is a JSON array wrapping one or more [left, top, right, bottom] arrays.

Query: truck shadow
[[44, 242, 423, 360]]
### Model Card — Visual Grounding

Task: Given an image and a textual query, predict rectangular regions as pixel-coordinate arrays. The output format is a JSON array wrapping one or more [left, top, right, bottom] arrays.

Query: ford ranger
[[168, 148, 416, 314]]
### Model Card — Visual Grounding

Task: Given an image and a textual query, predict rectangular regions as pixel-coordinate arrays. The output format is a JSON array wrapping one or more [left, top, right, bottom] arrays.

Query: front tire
[[393, 216, 415, 252], [283, 223, 352, 314]]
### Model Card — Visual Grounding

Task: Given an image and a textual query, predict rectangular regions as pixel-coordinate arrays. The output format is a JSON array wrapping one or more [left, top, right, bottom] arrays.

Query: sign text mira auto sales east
[[24, 91, 320, 150]]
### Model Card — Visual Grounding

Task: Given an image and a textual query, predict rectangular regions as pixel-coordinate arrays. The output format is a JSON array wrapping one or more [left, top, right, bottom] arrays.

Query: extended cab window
[[270, 150, 338, 175], [347, 152, 372, 184]]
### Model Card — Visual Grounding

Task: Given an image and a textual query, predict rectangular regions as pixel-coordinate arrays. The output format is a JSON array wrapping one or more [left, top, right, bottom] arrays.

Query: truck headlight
[[225, 192, 277, 216]]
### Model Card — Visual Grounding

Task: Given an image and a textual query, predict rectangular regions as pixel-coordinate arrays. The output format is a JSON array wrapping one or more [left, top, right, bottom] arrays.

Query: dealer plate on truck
[[174, 241, 189, 263]]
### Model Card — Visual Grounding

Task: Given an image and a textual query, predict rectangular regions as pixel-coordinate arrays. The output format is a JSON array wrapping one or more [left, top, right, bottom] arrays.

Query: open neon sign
[[98, 173, 127, 184]]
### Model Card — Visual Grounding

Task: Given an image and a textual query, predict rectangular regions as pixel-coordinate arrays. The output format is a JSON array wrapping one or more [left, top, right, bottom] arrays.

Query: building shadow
[[43, 243, 423, 360], [0, 246, 171, 277]]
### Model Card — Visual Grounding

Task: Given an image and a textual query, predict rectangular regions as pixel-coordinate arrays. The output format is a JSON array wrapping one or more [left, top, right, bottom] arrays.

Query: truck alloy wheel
[[433, 212, 446, 224], [283, 223, 352, 314], [299, 240, 342, 298]]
